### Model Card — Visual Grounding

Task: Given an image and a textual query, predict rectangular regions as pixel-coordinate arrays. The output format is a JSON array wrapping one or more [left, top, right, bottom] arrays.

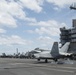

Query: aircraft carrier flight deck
[[0, 58, 76, 75]]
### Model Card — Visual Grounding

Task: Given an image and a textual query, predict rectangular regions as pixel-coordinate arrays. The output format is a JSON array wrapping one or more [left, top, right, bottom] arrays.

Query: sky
[[0, 0, 76, 55]]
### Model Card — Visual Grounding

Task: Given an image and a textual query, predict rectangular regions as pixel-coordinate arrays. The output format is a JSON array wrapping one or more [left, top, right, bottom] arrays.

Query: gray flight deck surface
[[0, 58, 76, 75]]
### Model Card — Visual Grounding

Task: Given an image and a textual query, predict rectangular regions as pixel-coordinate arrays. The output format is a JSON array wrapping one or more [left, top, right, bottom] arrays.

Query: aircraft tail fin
[[50, 42, 59, 55], [60, 42, 70, 53]]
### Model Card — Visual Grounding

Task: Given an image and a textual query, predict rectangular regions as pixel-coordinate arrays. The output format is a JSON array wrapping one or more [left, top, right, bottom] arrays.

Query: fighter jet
[[70, 6, 76, 10], [70, 3, 76, 10], [34, 42, 72, 63]]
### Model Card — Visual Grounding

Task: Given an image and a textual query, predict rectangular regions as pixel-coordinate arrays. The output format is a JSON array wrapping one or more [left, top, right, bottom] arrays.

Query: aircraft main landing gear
[[37, 59, 40, 61], [45, 59, 48, 63], [54, 59, 57, 62]]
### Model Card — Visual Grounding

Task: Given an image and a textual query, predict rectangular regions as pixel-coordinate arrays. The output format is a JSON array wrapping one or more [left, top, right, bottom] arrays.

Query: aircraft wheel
[[54, 59, 57, 62], [37, 59, 40, 61], [45, 59, 48, 63]]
